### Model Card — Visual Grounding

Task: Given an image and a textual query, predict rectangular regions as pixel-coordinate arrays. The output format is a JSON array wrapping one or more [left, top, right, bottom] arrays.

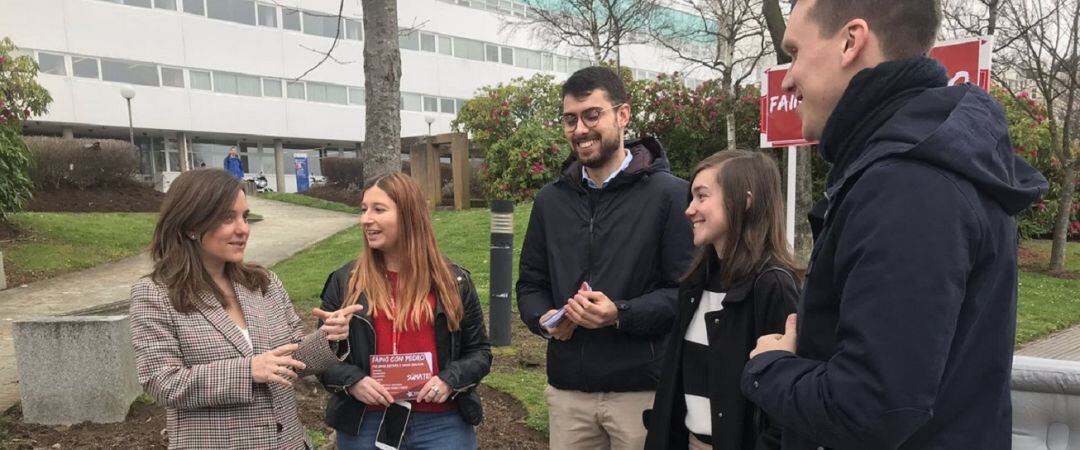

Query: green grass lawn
[[258, 192, 361, 215], [269, 194, 1080, 436], [0, 213, 157, 285], [1015, 240, 1080, 343]]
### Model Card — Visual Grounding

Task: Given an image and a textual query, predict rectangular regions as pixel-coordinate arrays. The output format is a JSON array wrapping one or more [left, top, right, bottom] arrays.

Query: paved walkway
[[0, 197, 357, 410], [1017, 325, 1080, 361]]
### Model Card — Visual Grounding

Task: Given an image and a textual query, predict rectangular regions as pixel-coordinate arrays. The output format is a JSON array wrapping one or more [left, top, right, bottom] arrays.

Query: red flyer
[[369, 352, 435, 402]]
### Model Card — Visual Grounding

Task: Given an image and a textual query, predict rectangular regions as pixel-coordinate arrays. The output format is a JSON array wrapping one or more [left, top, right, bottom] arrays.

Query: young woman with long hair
[[645, 150, 801, 450], [129, 169, 359, 449], [318, 172, 492, 449]]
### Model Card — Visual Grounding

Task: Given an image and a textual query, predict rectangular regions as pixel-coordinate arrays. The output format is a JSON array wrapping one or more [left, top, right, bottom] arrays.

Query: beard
[[574, 131, 622, 169]]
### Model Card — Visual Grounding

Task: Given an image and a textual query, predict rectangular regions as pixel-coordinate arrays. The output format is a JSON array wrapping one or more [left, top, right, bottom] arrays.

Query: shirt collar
[[583, 148, 632, 189]]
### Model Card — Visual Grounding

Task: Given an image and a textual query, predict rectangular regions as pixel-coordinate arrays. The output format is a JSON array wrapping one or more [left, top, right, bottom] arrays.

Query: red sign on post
[[760, 36, 994, 148]]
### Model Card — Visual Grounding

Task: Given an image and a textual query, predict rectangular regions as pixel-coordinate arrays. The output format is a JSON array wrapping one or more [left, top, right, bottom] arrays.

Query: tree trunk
[[762, 0, 790, 64], [795, 145, 814, 266], [986, 0, 1000, 35], [1049, 161, 1077, 272], [362, 0, 402, 181]]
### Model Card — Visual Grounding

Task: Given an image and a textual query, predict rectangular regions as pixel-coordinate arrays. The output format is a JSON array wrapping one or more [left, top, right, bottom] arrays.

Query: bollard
[[0, 251, 6, 291], [489, 200, 514, 346]]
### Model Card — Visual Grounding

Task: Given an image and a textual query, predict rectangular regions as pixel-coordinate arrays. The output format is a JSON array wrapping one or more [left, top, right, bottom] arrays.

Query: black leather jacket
[[316, 260, 492, 435]]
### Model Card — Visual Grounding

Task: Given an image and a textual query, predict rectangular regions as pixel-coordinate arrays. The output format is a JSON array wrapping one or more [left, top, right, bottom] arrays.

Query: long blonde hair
[[343, 172, 464, 331]]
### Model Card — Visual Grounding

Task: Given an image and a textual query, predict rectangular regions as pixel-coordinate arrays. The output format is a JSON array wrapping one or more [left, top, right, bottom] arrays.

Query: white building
[[1, 0, 712, 192]]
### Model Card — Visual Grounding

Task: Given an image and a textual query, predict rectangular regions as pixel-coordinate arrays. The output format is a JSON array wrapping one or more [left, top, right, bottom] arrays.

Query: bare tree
[[511, 0, 661, 66], [762, 0, 789, 64], [997, 0, 1080, 271], [361, 0, 403, 180], [942, 0, 1004, 38], [651, 0, 770, 151]]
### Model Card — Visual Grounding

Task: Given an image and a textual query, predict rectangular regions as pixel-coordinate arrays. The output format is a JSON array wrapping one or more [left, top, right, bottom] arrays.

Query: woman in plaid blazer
[[130, 169, 361, 449]]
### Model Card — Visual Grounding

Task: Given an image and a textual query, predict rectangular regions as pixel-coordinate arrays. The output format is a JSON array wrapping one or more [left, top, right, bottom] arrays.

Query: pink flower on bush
[[502, 110, 510, 117], [0, 56, 5, 66], [709, 111, 718, 119], [1019, 91, 1030, 99], [1038, 202, 1047, 211], [524, 189, 532, 198], [531, 162, 545, 174], [519, 151, 528, 159]]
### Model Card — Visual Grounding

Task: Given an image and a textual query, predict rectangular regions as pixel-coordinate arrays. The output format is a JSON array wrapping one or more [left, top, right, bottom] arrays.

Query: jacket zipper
[[354, 314, 376, 437]]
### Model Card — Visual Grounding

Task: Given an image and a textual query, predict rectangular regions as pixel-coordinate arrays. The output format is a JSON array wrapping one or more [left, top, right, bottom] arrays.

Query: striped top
[[683, 269, 726, 443]]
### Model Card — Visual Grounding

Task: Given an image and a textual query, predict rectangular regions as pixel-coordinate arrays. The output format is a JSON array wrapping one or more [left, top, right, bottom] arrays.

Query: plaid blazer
[[129, 271, 342, 450]]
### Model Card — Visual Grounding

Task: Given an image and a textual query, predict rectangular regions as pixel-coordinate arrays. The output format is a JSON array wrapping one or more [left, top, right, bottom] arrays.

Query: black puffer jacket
[[516, 136, 695, 392], [316, 261, 492, 435]]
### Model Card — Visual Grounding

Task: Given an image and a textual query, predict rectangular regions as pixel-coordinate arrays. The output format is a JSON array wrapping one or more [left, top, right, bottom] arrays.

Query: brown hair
[[149, 169, 269, 313], [342, 172, 464, 331], [683, 150, 798, 286], [796, 0, 941, 59]]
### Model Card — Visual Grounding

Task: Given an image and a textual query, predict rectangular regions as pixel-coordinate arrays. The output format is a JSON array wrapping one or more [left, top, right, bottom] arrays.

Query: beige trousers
[[545, 385, 655, 450]]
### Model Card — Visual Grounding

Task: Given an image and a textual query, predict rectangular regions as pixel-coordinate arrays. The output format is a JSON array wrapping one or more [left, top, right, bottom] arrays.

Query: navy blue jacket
[[741, 81, 1048, 448], [517, 136, 695, 392]]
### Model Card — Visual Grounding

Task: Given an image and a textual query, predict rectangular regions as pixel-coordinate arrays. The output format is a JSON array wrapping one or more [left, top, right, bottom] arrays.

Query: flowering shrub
[[455, 70, 765, 199], [992, 86, 1079, 239], [0, 37, 52, 219]]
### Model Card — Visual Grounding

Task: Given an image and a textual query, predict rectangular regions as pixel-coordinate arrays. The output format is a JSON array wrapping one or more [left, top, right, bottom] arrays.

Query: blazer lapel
[[196, 290, 254, 357], [235, 280, 271, 355]]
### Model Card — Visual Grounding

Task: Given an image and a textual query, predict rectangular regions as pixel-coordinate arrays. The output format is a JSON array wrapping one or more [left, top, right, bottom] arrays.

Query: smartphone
[[375, 401, 412, 450]]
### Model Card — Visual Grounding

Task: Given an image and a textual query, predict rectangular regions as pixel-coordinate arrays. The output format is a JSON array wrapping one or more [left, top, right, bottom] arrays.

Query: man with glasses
[[517, 66, 694, 449]]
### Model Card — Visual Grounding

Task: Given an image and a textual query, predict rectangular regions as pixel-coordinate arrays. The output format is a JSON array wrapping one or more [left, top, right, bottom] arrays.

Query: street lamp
[[120, 86, 136, 145], [424, 115, 435, 136]]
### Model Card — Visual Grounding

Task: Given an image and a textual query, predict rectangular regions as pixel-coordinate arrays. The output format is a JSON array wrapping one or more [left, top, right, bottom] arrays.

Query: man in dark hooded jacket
[[744, 1, 1048, 449], [517, 67, 694, 449]]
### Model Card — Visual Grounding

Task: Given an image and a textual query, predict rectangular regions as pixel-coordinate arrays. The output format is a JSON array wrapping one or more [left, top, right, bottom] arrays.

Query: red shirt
[[368, 271, 454, 413]]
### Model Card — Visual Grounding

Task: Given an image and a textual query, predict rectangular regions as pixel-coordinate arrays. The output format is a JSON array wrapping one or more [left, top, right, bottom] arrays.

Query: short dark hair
[[798, 0, 941, 59], [561, 66, 628, 106]]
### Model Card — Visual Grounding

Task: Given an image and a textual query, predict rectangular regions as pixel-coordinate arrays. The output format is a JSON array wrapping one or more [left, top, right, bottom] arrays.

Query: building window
[[282, 8, 301, 30], [423, 96, 439, 112], [182, 0, 204, 15], [307, 83, 347, 105], [207, 0, 256, 26], [263, 78, 282, 97], [72, 57, 99, 79], [501, 47, 514, 65], [256, 4, 277, 27], [345, 19, 362, 40], [401, 93, 422, 111], [106, 0, 151, 8], [154, 0, 176, 9], [190, 70, 212, 90], [348, 87, 365, 105], [101, 59, 159, 86], [485, 44, 499, 62], [420, 33, 436, 52], [286, 81, 305, 99], [161, 67, 185, 87], [455, 38, 484, 61], [440, 98, 456, 114], [399, 30, 420, 51], [456, 99, 466, 113], [516, 48, 541, 70], [303, 11, 341, 38], [237, 74, 261, 96], [438, 36, 453, 55], [37, 52, 66, 76], [214, 72, 238, 94], [555, 55, 568, 72]]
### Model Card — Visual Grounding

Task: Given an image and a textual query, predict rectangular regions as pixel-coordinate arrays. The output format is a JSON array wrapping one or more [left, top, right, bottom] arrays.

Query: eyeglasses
[[560, 104, 623, 130]]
